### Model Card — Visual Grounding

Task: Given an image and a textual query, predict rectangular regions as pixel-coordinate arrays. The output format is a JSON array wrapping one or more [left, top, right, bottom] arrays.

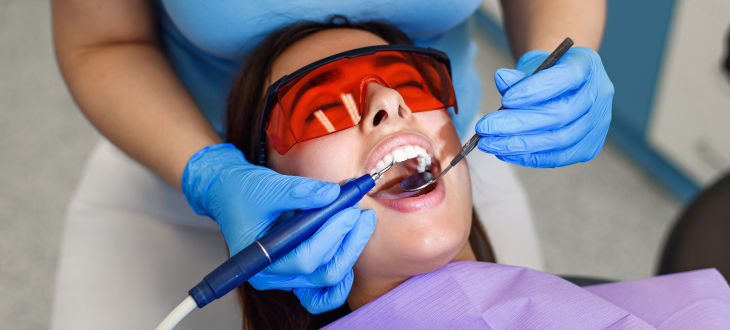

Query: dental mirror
[[400, 37, 575, 193], [400, 171, 434, 192], [401, 133, 480, 192], [399, 135, 468, 192]]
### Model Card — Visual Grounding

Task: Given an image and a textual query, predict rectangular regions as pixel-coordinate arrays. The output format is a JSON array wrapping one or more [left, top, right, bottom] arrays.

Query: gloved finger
[[494, 69, 526, 96], [477, 107, 597, 155], [495, 114, 611, 168], [224, 175, 341, 255], [265, 206, 361, 276], [242, 171, 340, 213], [277, 175, 340, 211], [293, 269, 354, 314], [502, 48, 594, 109], [227, 218, 281, 256], [300, 209, 375, 287], [514, 49, 551, 74], [249, 209, 375, 290], [475, 91, 592, 136]]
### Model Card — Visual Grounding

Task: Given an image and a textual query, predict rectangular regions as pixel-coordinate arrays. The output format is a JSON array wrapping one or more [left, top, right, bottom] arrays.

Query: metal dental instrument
[[370, 160, 395, 182], [156, 162, 394, 330], [401, 37, 575, 192]]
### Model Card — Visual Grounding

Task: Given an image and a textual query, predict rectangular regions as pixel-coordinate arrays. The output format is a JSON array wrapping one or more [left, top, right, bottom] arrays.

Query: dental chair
[[50, 119, 543, 330], [659, 171, 730, 282]]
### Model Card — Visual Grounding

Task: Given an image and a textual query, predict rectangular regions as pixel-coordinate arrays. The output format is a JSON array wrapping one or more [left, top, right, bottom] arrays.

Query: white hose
[[155, 296, 197, 330]]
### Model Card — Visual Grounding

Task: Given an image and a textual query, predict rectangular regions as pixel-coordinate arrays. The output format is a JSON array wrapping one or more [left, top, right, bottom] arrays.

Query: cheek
[[268, 130, 363, 183], [415, 110, 463, 157]]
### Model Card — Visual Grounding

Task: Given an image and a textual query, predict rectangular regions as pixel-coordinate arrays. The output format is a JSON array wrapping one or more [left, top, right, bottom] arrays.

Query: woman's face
[[268, 29, 473, 279]]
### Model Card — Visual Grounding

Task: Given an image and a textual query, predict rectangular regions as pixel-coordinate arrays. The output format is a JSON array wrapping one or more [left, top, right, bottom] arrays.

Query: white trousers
[[51, 132, 542, 329]]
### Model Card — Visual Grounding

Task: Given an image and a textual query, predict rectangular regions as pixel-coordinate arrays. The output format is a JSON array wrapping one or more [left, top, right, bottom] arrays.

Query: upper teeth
[[371, 145, 432, 177]]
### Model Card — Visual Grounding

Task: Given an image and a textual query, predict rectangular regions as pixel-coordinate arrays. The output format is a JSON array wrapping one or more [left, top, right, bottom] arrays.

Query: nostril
[[372, 110, 388, 126]]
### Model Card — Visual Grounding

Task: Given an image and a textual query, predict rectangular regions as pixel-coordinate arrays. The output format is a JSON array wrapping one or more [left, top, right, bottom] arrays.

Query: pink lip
[[363, 131, 436, 174], [371, 178, 446, 213]]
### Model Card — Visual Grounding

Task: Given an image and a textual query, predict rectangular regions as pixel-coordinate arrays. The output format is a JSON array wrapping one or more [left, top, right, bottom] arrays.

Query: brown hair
[[226, 16, 494, 330]]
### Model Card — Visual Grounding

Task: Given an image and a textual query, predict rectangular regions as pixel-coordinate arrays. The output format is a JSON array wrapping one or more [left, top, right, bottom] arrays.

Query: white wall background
[[649, 0, 730, 186]]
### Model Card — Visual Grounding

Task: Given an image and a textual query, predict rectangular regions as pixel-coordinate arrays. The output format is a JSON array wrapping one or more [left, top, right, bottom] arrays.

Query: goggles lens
[[265, 50, 457, 155]]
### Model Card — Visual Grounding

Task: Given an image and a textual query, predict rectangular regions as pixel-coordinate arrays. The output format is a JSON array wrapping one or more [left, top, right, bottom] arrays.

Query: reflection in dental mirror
[[400, 171, 434, 192]]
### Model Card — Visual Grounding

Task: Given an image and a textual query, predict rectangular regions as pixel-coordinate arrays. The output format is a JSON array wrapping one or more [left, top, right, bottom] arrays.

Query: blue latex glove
[[475, 47, 614, 167], [182, 143, 376, 314]]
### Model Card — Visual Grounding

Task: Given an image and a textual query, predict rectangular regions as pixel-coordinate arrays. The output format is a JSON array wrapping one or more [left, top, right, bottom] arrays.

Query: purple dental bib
[[325, 261, 730, 329]]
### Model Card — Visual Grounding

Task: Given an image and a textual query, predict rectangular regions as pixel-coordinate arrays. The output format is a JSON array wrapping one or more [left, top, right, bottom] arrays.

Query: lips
[[372, 178, 445, 213], [363, 132, 435, 174], [364, 132, 446, 213]]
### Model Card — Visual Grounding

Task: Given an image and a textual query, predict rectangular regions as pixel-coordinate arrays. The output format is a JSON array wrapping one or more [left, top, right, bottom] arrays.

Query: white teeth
[[369, 145, 433, 178], [375, 160, 386, 172], [414, 146, 432, 173], [404, 145, 418, 159], [392, 148, 407, 162]]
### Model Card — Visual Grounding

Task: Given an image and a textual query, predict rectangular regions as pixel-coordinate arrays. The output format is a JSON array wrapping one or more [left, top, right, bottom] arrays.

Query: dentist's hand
[[182, 143, 376, 314], [475, 47, 614, 168]]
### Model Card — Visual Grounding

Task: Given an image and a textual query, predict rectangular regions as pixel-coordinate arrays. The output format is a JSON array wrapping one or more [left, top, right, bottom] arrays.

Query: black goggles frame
[[256, 44, 453, 166]]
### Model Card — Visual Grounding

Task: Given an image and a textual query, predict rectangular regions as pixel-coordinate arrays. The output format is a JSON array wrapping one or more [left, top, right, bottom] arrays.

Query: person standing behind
[[51, 0, 612, 328]]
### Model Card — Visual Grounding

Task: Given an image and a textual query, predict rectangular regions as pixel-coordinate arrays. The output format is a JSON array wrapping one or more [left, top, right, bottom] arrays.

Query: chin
[[354, 229, 469, 278], [395, 231, 470, 275], [355, 196, 472, 277]]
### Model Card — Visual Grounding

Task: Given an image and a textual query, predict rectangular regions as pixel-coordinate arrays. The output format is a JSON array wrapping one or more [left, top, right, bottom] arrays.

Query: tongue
[[371, 180, 424, 200]]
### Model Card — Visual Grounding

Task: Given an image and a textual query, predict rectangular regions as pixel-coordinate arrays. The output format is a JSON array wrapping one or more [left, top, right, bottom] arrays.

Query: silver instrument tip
[[371, 160, 395, 182]]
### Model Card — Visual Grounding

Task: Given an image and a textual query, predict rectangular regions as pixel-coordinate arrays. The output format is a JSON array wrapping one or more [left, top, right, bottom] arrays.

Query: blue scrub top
[[157, 0, 483, 139]]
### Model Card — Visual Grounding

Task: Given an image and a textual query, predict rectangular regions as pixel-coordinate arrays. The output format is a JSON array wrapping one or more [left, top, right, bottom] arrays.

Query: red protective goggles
[[257, 45, 458, 165]]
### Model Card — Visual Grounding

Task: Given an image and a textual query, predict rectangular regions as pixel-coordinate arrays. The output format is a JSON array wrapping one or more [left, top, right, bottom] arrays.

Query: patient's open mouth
[[370, 157, 438, 200], [364, 133, 446, 213]]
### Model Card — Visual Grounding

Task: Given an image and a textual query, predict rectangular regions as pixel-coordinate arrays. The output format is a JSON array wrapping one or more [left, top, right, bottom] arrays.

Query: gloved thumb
[[514, 49, 550, 74], [494, 68, 526, 95], [293, 268, 354, 314], [279, 176, 340, 211]]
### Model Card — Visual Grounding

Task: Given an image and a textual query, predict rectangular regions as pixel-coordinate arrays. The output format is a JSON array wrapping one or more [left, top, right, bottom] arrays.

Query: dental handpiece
[[155, 162, 394, 330], [400, 37, 575, 192]]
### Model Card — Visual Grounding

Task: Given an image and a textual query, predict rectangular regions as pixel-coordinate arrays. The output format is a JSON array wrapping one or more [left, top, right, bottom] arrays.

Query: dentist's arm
[[501, 0, 605, 56], [53, 0, 220, 186], [53, 0, 374, 313], [475, 0, 614, 168]]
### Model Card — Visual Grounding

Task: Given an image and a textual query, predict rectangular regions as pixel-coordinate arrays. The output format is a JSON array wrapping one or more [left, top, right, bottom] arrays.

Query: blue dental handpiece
[[187, 162, 393, 309]]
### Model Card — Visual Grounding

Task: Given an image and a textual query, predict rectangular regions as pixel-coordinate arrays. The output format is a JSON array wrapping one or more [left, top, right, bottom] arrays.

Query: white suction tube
[[155, 296, 197, 330]]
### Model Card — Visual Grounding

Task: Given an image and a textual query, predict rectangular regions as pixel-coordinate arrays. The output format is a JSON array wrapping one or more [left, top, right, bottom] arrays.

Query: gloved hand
[[475, 47, 614, 167], [182, 143, 376, 314]]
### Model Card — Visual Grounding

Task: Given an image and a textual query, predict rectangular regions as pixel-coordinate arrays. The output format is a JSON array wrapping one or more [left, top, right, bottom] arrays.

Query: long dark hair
[[226, 16, 495, 330]]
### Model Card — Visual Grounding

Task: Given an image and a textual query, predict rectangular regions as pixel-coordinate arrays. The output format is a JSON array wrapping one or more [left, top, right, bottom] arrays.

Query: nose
[[359, 81, 413, 133]]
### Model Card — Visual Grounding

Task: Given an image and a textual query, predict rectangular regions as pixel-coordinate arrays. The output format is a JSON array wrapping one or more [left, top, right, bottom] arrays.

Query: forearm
[[500, 0, 606, 58], [57, 43, 222, 187], [53, 0, 222, 188]]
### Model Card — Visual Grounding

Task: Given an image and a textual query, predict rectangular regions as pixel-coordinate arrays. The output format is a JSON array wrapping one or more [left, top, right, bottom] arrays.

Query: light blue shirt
[[157, 0, 483, 139]]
